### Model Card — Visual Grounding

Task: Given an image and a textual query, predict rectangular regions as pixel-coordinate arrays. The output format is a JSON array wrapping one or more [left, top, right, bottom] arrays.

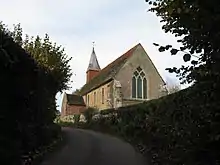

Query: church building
[[61, 43, 167, 116], [78, 43, 167, 110]]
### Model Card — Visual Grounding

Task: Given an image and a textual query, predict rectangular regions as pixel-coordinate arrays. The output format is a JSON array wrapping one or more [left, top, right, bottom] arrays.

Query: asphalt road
[[40, 127, 147, 165]]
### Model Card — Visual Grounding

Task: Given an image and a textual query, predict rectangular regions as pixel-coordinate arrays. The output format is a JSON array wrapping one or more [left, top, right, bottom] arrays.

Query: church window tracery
[[132, 67, 147, 99]]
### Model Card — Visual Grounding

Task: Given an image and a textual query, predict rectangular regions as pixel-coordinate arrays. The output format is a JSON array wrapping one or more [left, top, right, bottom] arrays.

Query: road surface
[[40, 127, 147, 165]]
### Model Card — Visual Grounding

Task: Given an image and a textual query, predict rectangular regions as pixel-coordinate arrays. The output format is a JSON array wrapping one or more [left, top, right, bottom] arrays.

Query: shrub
[[61, 115, 75, 122], [82, 107, 98, 123], [74, 114, 80, 124]]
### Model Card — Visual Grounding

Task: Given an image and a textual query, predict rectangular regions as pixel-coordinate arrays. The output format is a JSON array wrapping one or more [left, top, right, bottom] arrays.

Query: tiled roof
[[66, 94, 86, 106], [87, 47, 101, 71], [79, 43, 141, 95]]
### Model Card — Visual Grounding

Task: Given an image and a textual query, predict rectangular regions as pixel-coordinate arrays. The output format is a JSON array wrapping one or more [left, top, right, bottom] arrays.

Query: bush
[[82, 83, 220, 165], [82, 107, 98, 123], [61, 115, 75, 122], [74, 114, 80, 124]]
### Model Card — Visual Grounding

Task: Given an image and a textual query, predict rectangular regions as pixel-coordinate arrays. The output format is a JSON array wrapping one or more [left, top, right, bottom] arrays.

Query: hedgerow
[[0, 25, 61, 164], [81, 82, 220, 165]]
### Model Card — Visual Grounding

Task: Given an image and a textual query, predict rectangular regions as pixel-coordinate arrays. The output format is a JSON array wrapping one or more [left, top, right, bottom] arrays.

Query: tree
[[166, 84, 181, 94], [157, 82, 180, 97], [72, 89, 80, 95], [146, 0, 220, 85], [0, 22, 72, 121], [82, 107, 97, 124], [0, 22, 72, 93], [0, 23, 67, 164]]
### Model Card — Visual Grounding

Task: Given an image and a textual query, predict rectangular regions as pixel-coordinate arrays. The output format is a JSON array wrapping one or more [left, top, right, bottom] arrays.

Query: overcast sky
[[1, 0, 189, 110]]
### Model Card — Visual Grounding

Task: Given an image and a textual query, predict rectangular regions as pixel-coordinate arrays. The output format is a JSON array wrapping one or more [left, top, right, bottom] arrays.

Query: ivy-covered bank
[[79, 82, 220, 165], [0, 25, 62, 164]]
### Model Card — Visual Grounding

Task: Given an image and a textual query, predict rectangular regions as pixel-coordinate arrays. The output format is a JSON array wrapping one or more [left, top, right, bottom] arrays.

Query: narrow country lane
[[40, 127, 147, 165]]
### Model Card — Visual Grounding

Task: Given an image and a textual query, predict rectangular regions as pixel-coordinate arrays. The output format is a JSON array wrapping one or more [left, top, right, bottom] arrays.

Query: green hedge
[[0, 25, 61, 164], [83, 83, 220, 165]]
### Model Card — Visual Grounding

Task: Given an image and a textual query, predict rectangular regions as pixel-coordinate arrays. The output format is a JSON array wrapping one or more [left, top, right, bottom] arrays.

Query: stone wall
[[112, 80, 123, 109], [122, 99, 144, 107], [83, 81, 113, 110], [115, 44, 167, 101]]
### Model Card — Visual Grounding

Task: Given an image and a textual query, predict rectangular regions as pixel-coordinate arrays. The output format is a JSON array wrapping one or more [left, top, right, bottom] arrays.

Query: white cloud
[[0, 0, 190, 110]]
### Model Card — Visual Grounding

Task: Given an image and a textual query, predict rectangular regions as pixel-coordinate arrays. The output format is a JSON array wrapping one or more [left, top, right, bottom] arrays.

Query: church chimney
[[86, 44, 101, 83]]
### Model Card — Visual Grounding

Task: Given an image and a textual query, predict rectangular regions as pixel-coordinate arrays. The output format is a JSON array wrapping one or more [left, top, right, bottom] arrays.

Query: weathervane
[[92, 41, 95, 48]]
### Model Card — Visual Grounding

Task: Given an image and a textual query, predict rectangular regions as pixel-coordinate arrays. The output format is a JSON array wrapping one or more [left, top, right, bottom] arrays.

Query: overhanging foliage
[[146, 0, 220, 84]]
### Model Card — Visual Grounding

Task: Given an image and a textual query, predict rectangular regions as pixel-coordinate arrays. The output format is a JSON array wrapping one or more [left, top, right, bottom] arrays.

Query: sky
[[0, 0, 190, 110]]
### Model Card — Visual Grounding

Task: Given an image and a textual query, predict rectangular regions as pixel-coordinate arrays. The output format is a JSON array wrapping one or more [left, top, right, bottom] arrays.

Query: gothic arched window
[[132, 67, 147, 99], [132, 77, 136, 98]]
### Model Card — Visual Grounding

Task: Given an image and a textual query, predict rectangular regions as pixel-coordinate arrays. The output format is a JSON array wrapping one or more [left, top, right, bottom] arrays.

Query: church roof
[[79, 43, 141, 95], [87, 47, 101, 71], [66, 93, 86, 106]]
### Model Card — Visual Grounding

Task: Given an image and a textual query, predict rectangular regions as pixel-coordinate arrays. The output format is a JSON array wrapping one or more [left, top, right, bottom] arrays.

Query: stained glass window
[[140, 71, 145, 77], [132, 76, 136, 98], [132, 67, 147, 99], [137, 76, 142, 98], [143, 78, 147, 99], [134, 71, 139, 76], [137, 66, 142, 72], [102, 88, 104, 104], [94, 92, 96, 105]]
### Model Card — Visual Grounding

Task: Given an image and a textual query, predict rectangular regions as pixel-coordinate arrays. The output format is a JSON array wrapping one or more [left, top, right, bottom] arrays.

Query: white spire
[[87, 43, 101, 71]]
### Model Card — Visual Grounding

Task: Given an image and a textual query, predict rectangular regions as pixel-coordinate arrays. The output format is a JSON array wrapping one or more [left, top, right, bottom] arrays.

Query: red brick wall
[[87, 70, 100, 83], [64, 105, 86, 116]]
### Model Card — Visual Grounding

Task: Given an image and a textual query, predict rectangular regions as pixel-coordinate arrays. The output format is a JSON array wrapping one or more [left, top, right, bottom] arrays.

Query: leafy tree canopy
[[0, 22, 72, 93], [146, 0, 220, 84]]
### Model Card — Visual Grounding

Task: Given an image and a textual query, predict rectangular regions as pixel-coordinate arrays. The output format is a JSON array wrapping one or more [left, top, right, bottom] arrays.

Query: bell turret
[[86, 44, 101, 83]]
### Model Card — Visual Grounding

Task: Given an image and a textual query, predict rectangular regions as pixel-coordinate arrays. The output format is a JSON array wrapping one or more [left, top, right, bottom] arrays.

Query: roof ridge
[[79, 43, 141, 95], [97, 43, 140, 75]]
